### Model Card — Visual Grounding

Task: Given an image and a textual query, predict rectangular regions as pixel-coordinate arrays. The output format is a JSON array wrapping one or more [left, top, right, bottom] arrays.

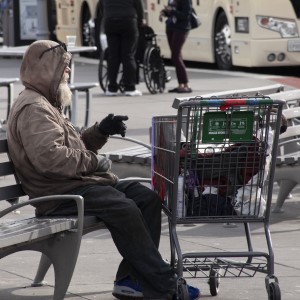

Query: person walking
[[99, 0, 144, 96], [160, 0, 193, 93], [6, 40, 200, 300]]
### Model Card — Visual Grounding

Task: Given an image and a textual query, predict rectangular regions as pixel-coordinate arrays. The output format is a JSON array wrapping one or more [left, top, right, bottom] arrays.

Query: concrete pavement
[[0, 56, 299, 299], [0, 185, 299, 300]]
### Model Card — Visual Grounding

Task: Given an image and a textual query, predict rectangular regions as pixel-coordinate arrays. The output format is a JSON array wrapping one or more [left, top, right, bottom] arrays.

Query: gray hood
[[20, 40, 72, 108]]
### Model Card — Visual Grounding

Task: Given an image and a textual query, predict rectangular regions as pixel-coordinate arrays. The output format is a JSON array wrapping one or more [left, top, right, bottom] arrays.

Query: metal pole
[[36, 0, 49, 40]]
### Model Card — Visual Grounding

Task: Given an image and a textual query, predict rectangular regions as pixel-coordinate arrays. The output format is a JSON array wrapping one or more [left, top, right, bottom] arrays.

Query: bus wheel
[[214, 11, 233, 70]]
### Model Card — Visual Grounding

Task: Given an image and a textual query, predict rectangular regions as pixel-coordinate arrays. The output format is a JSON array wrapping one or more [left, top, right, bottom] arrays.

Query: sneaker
[[113, 277, 200, 300], [105, 90, 118, 96], [164, 70, 172, 83], [112, 276, 143, 299], [125, 90, 143, 96], [187, 285, 200, 300]]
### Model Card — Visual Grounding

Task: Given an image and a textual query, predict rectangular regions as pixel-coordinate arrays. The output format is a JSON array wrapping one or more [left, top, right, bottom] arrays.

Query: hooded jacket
[[7, 40, 118, 215]]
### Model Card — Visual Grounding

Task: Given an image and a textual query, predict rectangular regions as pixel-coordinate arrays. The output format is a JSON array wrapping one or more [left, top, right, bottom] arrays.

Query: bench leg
[[31, 231, 82, 300], [85, 89, 90, 128], [70, 90, 78, 124], [63, 105, 71, 120], [273, 180, 297, 213], [31, 253, 52, 286], [7, 83, 13, 119], [52, 236, 80, 300]]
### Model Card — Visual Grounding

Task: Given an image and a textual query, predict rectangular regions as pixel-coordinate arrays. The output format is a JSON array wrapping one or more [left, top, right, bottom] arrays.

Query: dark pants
[[104, 18, 139, 92], [46, 181, 176, 298], [166, 28, 189, 85]]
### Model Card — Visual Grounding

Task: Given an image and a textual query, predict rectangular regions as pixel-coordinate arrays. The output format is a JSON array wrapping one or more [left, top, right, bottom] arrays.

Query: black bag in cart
[[190, 9, 201, 29]]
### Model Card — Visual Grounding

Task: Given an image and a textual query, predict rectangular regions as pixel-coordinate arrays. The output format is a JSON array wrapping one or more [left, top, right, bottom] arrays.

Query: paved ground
[[0, 185, 299, 300], [0, 56, 299, 299]]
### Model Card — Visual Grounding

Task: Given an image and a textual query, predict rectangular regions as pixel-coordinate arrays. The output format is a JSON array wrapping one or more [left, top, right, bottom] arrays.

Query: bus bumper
[[232, 38, 300, 67]]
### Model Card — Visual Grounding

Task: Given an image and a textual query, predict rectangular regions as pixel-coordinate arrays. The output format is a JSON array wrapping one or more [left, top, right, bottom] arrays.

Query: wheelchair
[[98, 26, 170, 94]]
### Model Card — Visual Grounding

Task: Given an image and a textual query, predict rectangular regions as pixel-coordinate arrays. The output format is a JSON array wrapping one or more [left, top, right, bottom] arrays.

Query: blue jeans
[[46, 181, 176, 297], [105, 18, 139, 92]]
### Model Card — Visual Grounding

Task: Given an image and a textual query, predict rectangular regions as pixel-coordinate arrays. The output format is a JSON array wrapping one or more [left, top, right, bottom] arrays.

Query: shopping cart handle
[[176, 97, 285, 110]]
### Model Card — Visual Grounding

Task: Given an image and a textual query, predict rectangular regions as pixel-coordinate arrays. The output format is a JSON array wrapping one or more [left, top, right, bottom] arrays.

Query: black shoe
[[168, 87, 179, 93], [168, 87, 192, 93], [177, 87, 192, 93]]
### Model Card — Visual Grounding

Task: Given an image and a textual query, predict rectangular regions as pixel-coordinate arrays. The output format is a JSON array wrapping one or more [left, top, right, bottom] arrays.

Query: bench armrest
[[0, 195, 84, 235], [119, 177, 151, 183], [110, 136, 151, 150], [278, 138, 300, 147]]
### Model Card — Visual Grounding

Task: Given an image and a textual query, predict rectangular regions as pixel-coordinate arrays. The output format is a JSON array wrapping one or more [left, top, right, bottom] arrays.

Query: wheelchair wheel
[[98, 49, 109, 92], [98, 48, 124, 93], [143, 46, 165, 94]]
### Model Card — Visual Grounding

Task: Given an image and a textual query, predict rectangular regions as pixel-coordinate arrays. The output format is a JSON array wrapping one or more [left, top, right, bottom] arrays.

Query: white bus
[[55, 0, 300, 69]]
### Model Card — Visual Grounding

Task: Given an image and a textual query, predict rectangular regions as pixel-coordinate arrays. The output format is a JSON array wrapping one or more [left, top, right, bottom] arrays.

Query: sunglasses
[[39, 43, 68, 59]]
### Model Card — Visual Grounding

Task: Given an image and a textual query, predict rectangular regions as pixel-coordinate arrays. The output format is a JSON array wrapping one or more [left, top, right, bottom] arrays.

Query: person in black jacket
[[160, 0, 193, 93], [99, 0, 144, 96]]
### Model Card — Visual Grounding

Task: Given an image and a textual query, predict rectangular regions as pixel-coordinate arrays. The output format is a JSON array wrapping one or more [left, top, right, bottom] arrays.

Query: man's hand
[[98, 114, 129, 137]]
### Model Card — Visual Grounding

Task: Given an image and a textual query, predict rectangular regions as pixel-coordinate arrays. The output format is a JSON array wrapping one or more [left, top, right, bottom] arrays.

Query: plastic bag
[[233, 129, 274, 217]]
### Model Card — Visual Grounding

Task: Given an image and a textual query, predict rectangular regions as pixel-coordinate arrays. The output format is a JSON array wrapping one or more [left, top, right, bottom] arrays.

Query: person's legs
[[120, 20, 139, 92], [166, 29, 189, 86], [105, 21, 122, 92], [46, 182, 176, 298], [114, 181, 162, 280]]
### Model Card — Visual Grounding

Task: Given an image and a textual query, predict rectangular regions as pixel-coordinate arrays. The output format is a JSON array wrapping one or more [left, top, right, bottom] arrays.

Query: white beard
[[57, 82, 72, 107]]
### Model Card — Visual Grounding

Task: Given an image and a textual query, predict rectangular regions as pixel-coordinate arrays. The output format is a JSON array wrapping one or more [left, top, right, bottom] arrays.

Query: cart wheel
[[268, 282, 281, 300], [209, 269, 220, 296], [143, 46, 165, 94], [177, 284, 189, 300]]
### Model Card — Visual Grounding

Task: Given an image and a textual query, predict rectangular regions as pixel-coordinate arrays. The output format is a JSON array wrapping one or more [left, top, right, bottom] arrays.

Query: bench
[[273, 120, 300, 212], [0, 138, 106, 299], [66, 82, 99, 127], [0, 77, 19, 119], [101, 136, 152, 179]]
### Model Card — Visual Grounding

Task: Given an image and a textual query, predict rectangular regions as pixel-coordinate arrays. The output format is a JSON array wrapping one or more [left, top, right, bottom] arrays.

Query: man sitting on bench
[[6, 40, 200, 300]]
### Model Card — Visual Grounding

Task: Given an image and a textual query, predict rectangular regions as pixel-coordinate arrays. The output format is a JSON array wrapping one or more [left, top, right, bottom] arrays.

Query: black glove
[[98, 114, 129, 137]]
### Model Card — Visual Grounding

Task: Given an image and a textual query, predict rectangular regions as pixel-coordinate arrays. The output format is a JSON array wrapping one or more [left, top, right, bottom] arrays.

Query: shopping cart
[[151, 96, 285, 300]]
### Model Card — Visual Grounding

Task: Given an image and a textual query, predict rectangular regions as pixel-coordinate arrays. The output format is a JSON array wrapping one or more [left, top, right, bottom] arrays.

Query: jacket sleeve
[[134, 0, 145, 26], [81, 122, 109, 154], [99, 0, 104, 19], [19, 104, 99, 178], [170, 0, 192, 21]]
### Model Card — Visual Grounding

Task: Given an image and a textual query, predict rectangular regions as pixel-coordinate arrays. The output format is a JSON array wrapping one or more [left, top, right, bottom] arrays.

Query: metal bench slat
[[0, 185, 26, 201], [0, 139, 8, 153], [0, 161, 16, 176], [103, 146, 152, 165], [0, 218, 77, 249]]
